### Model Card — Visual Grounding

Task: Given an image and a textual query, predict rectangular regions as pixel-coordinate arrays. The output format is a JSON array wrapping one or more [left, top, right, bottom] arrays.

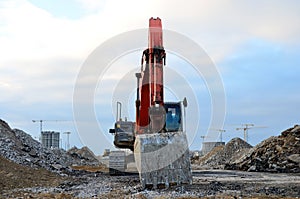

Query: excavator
[[109, 17, 192, 189]]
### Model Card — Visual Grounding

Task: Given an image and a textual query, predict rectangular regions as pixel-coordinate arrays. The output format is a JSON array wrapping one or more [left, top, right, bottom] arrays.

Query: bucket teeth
[[134, 132, 192, 189]]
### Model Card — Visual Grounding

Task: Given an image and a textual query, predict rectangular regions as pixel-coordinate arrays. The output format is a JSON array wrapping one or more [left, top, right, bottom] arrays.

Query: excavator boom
[[136, 17, 166, 133]]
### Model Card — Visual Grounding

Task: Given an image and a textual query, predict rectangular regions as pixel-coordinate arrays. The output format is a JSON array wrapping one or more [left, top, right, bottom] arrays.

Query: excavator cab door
[[164, 102, 182, 132]]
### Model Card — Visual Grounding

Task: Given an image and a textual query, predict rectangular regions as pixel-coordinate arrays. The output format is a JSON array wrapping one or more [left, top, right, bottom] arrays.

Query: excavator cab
[[164, 102, 182, 132], [110, 102, 183, 150], [148, 102, 183, 133]]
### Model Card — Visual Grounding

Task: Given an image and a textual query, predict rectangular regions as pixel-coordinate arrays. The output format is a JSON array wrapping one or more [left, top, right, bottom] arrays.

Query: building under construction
[[41, 131, 60, 148]]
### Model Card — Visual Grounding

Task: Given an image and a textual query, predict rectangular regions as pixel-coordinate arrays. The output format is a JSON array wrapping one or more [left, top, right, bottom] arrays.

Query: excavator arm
[[136, 17, 166, 134]]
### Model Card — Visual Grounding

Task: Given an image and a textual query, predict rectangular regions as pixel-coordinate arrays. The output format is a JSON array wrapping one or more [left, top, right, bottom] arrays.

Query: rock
[[0, 119, 102, 174], [291, 125, 300, 133], [67, 146, 99, 165], [255, 157, 262, 162], [29, 149, 38, 158], [275, 145, 282, 153], [21, 146, 31, 152], [194, 137, 252, 169], [51, 164, 63, 170], [0, 119, 12, 131], [226, 125, 300, 173], [247, 165, 256, 172], [287, 154, 300, 163]]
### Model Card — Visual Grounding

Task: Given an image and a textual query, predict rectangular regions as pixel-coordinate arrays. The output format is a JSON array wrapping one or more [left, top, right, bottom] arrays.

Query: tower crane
[[63, 132, 71, 150], [209, 128, 226, 142], [200, 135, 206, 143], [236, 124, 266, 142], [236, 124, 254, 142], [216, 129, 226, 142], [32, 119, 70, 134]]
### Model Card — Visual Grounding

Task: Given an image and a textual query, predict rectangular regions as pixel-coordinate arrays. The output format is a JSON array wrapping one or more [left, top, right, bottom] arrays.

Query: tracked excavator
[[109, 17, 192, 189]]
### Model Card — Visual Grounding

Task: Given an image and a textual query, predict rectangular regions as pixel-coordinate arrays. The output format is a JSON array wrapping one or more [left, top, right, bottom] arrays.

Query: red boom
[[135, 17, 166, 134]]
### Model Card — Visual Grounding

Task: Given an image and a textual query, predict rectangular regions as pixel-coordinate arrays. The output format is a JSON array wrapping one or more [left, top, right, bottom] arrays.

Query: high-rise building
[[41, 131, 60, 148]]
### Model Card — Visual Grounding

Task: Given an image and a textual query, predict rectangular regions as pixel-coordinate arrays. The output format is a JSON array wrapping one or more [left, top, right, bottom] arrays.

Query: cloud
[[75, 0, 106, 12], [1, 0, 300, 153], [1, 0, 299, 64]]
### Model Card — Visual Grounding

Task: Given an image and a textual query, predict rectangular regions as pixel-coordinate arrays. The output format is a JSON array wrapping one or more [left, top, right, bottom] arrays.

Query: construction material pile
[[0, 119, 100, 174], [68, 146, 99, 164], [226, 125, 300, 172], [192, 137, 252, 169], [0, 155, 63, 193]]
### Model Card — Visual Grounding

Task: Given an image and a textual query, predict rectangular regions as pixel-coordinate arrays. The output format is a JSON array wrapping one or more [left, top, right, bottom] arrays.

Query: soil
[[1, 162, 300, 198], [0, 155, 65, 195]]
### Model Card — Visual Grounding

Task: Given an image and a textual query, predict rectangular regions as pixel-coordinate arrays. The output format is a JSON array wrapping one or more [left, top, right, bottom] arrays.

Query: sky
[[0, 0, 300, 155]]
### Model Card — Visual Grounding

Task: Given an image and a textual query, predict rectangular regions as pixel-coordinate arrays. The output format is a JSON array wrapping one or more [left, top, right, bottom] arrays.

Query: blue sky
[[0, 0, 300, 154]]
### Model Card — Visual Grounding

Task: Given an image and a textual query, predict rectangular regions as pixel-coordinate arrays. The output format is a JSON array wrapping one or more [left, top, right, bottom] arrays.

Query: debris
[[0, 155, 63, 194], [287, 154, 300, 164], [0, 119, 101, 174], [192, 137, 252, 169], [1, 119, 300, 198], [67, 146, 99, 164], [226, 125, 300, 172]]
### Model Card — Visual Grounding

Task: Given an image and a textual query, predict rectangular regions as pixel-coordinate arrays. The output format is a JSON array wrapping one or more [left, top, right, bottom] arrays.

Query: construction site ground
[[1, 160, 300, 198], [1, 119, 300, 198]]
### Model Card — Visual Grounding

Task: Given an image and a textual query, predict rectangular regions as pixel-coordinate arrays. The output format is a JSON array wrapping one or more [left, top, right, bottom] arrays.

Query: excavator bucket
[[134, 131, 192, 189]]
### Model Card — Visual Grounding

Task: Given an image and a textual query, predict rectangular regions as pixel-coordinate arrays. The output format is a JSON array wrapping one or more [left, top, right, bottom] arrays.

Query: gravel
[[5, 170, 300, 198], [192, 137, 252, 169], [1, 119, 300, 198], [0, 119, 100, 174], [226, 125, 300, 172]]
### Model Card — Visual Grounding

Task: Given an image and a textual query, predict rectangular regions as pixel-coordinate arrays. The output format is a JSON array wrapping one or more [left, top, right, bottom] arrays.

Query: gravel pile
[[193, 137, 252, 169], [226, 125, 300, 173], [0, 119, 99, 174], [67, 146, 99, 165]]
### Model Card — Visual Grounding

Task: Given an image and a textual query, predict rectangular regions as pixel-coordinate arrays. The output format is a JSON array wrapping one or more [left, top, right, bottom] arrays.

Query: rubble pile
[[226, 125, 300, 172], [0, 155, 63, 193], [0, 119, 99, 174], [67, 146, 99, 165], [193, 138, 252, 169]]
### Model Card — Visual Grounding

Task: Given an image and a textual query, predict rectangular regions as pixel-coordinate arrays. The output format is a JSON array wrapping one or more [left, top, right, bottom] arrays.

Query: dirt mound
[[193, 137, 252, 169], [0, 119, 100, 174], [0, 155, 64, 194], [68, 146, 99, 164], [226, 125, 300, 173]]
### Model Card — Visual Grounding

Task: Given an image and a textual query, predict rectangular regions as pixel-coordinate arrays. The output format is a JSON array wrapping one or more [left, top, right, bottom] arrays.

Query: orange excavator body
[[136, 17, 166, 134]]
